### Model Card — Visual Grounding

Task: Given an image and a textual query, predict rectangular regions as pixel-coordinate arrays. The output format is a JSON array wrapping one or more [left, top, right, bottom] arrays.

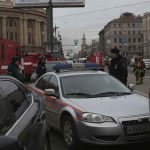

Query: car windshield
[[60, 74, 131, 98]]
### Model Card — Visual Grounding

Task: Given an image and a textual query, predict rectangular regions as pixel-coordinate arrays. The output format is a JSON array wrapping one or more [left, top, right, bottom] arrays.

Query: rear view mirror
[[128, 84, 135, 91], [0, 136, 22, 150], [44, 89, 60, 98], [44, 89, 55, 96]]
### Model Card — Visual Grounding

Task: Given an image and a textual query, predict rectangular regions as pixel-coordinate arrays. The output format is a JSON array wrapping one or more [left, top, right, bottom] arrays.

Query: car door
[[0, 88, 14, 136], [0, 79, 39, 148], [45, 75, 62, 129]]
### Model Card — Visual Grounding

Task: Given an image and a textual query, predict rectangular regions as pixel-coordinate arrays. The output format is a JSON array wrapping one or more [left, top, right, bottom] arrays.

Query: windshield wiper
[[66, 93, 93, 98], [94, 92, 131, 97]]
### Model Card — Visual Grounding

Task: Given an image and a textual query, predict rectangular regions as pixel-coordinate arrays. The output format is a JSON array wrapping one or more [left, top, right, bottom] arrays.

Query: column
[[38, 21, 41, 47], [44, 22, 47, 43], [19, 17, 23, 45], [2, 16, 7, 39], [34, 20, 38, 47], [23, 18, 28, 46]]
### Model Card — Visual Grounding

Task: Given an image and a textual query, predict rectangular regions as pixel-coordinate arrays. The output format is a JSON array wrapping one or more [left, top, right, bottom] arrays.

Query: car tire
[[61, 115, 80, 149]]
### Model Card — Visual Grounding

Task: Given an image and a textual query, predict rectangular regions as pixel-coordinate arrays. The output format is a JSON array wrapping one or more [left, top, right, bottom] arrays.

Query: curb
[[134, 90, 148, 98]]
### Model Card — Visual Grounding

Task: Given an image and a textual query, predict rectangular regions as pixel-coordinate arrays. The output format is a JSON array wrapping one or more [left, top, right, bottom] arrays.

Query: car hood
[[69, 94, 150, 117]]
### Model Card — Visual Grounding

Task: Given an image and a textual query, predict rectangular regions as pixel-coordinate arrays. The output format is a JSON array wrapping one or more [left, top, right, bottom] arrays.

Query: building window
[[119, 38, 122, 43], [113, 24, 116, 28], [132, 23, 135, 28], [133, 38, 136, 43], [114, 31, 117, 35], [114, 38, 117, 43], [118, 23, 121, 27], [128, 46, 131, 50], [128, 38, 131, 43], [128, 31, 131, 35], [128, 23, 130, 27], [119, 31, 122, 35], [28, 33, 33, 44], [7, 18, 17, 27], [138, 31, 141, 35], [133, 31, 135, 35], [27, 20, 33, 29], [138, 38, 141, 43]]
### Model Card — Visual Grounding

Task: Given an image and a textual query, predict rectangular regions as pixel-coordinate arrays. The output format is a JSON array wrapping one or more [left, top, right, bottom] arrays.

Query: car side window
[[18, 83, 32, 105], [0, 81, 29, 121], [35, 75, 51, 90], [0, 93, 13, 135], [47, 75, 59, 95]]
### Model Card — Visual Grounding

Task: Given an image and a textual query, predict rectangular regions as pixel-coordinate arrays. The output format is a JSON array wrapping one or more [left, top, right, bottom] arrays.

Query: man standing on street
[[7, 56, 24, 82], [109, 48, 128, 85]]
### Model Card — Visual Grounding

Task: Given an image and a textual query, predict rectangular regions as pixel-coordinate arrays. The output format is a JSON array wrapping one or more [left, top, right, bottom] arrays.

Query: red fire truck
[[23, 52, 57, 80], [0, 38, 22, 74], [0, 38, 64, 81], [87, 52, 105, 70]]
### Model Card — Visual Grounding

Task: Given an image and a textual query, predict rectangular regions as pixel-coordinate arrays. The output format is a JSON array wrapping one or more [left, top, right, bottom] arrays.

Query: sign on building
[[13, 0, 85, 8]]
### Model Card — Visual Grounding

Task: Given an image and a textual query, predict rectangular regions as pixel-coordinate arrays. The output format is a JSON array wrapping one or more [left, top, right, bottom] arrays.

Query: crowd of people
[[7, 48, 146, 86], [7, 55, 47, 82], [108, 47, 145, 85]]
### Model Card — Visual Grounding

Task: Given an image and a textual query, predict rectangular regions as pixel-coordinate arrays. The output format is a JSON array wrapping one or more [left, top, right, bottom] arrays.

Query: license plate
[[126, 124, 150, 135]]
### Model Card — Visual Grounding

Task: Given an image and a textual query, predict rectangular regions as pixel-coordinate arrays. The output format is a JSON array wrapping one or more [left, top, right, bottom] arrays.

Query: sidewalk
[[105, 66, 150, 95], [128, 72, 150, 96]]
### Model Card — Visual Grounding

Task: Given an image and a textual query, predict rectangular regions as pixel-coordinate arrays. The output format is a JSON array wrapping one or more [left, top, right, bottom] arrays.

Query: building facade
[[143, 12, 150, 58], [0, 0, 47, 52], [99, 12, 143, 57], [98, 29, 105, 54]]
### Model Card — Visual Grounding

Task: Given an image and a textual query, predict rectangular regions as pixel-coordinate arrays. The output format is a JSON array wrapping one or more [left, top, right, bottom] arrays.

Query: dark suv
[[0, 76, 51, 150]]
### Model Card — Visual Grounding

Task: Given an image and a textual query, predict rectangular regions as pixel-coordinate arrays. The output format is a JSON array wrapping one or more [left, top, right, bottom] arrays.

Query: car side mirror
[[128, 84, 135, 91], [0, 136, 22, 150], [44, 89, 59, 98]]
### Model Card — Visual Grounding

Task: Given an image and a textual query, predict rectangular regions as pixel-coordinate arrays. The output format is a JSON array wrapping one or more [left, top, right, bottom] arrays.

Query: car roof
[[44, 70, 107, 77]]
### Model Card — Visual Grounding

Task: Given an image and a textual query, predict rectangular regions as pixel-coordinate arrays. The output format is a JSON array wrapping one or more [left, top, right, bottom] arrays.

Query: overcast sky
[[53, 0, 150, 51]]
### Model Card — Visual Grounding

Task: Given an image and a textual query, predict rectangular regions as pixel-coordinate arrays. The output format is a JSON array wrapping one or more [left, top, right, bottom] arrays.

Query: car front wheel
[[61, 115, 80, 149]]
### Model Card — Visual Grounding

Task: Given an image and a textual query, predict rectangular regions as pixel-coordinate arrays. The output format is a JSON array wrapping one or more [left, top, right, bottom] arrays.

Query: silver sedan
[[30, 70, 150, 149]]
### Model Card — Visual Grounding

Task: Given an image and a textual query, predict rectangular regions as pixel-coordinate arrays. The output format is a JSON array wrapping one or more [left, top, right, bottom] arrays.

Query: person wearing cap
[[109, 48, 128, 85], [36, 55, 47, 78], [7, 56, 24, 82]]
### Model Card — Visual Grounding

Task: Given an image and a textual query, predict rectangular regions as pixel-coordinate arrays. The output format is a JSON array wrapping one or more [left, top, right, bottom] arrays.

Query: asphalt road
[[50, 128, 150, 150]]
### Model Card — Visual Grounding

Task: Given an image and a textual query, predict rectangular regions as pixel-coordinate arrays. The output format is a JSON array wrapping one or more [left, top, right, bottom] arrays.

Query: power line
[[54, 1, 150, 19]]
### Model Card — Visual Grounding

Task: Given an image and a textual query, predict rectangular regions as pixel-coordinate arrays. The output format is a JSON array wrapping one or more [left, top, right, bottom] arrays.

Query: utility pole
[[46, 0, 53, 54]]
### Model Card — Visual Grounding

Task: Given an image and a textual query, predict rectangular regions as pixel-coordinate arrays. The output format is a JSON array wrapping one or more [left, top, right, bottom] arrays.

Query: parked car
[[0, 76, 51, 150], [29, 63, 150, 149], [143, 59, 150, 70]]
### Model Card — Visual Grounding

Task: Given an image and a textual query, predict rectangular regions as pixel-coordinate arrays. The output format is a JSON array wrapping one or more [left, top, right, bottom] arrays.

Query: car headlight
[[82, 113, 114, 123]]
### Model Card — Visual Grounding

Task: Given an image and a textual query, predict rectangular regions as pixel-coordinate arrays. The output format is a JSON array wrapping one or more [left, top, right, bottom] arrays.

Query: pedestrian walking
[[109, 48, 128, 85], [7, 56, 24, 82], [139, 57, 145, 83], [133, 56, 142, 84], [36, 55, 46, 79]]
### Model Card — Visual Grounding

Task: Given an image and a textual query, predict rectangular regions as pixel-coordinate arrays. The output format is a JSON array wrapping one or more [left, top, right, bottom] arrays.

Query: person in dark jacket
[[109, 48, 128, 85], [7, 56, 24, 82], [36, 55, 46, 78]]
